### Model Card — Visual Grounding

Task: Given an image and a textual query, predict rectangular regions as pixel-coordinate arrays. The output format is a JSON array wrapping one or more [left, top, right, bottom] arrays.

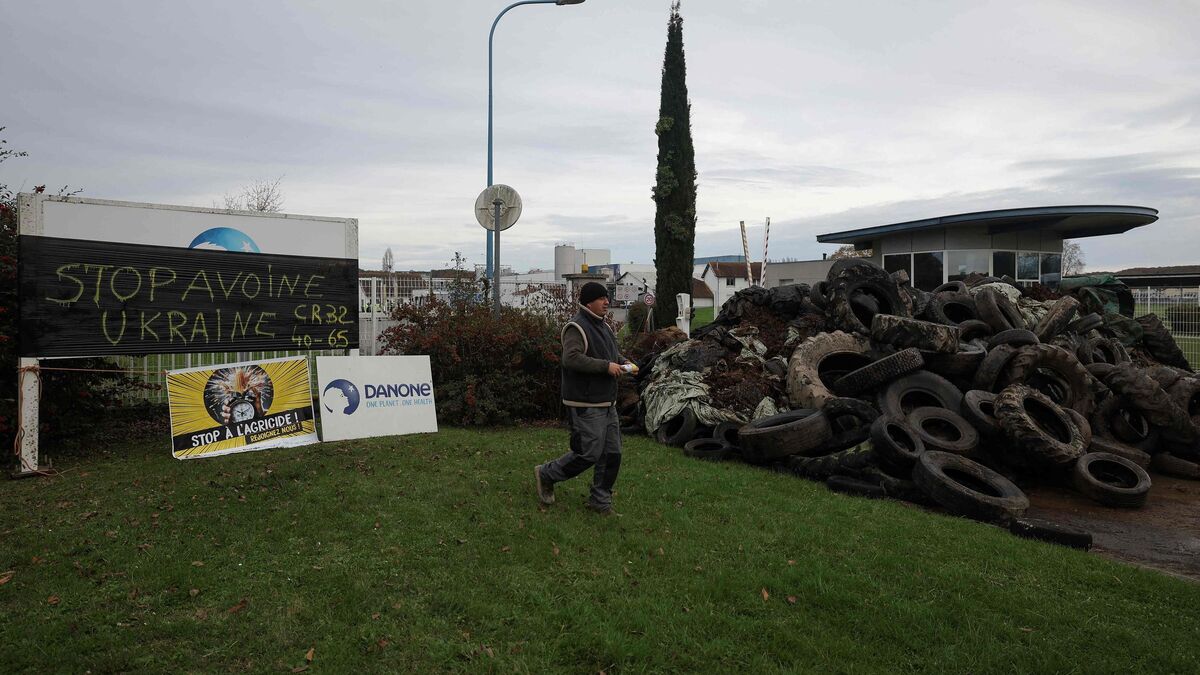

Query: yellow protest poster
[[166, 356, 318, 459]]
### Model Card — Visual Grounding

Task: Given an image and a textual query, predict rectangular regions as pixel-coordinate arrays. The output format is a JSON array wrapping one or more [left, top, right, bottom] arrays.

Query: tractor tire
[[912, 451, 1029, 523], [870, 314, 960, 354], [994, 384, 1087, 467], [787, 331, 874, 409]]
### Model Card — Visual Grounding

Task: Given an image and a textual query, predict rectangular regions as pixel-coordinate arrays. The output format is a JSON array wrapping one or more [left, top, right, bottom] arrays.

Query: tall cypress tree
[[651, 1, 697, 328]]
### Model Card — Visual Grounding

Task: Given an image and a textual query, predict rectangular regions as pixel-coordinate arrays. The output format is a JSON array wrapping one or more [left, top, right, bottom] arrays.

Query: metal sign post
[[474, 185, 522, 319]]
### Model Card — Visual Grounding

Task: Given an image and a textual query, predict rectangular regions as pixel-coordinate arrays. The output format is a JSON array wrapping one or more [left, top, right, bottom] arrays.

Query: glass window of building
[[913, 251, 944, 291], [883, 253, 912, 277], [1017, 252, 1040, 282], [1040, 253, 1062, 287], [947, 250, 990, 283], [992, 251, 1016, 279]]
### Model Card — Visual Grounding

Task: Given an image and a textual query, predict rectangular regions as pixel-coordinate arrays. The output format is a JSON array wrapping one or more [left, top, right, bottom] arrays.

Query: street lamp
[[486, 0, 586, 277]]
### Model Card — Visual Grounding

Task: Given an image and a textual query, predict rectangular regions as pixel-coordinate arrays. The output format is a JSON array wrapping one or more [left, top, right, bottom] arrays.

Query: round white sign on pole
[[643, 292, 656, 307], [474, 184, 522, 232]]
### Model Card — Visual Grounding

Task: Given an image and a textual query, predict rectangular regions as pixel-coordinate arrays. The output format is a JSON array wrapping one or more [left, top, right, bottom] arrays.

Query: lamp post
[[486, 0, 585, 277]]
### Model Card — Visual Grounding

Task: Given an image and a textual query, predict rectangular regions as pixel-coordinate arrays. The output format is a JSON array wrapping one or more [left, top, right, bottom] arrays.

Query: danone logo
[[363, 382, 435, 409], [322, 379, 361, 415]]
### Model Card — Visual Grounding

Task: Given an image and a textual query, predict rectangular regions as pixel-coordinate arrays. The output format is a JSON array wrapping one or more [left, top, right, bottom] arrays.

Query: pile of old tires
[[662, 259, 1200, 543]]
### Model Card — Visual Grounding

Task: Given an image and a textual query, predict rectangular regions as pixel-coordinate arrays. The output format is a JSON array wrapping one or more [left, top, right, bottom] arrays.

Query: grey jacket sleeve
[[562, 324, 611, 374]]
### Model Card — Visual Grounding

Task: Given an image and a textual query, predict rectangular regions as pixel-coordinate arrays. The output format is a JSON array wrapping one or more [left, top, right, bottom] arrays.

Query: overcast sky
[[2, 0, 1198, 273]]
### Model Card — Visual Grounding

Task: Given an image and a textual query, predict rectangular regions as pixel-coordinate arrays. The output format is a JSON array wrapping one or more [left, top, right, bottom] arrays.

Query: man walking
[[535, 281, 629, 515]]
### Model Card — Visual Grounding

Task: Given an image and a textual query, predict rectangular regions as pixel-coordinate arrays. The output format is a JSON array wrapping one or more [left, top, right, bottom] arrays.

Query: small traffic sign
[[644, 293, 656, 307]]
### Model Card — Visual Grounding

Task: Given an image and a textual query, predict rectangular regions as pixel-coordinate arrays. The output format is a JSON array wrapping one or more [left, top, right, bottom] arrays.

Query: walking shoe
[[585, 502, 621, 517], [534, 465, 555, 506]]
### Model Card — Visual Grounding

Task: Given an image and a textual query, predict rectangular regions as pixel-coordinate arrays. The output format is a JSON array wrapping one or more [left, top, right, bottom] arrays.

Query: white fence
[[1130, 286, 1200, 368]]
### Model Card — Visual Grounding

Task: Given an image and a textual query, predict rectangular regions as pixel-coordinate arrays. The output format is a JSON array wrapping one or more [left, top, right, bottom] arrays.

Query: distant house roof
[[430, 268, 474, 279], [704, 261, 763, 280], [691, 277, 714, 300], [817, 205, 1159, 247], [360, 270, 425, 280]]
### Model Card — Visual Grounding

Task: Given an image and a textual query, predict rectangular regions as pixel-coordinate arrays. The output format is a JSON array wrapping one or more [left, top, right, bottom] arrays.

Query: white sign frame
[[316, 356, 438, 442]]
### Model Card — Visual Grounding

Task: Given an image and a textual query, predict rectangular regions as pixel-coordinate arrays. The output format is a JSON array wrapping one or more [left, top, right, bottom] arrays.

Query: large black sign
[[19, 236, 359, 357]]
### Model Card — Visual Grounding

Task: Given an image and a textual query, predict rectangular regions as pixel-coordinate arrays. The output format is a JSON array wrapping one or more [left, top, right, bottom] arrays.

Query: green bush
[[379, 297, 570, 425]]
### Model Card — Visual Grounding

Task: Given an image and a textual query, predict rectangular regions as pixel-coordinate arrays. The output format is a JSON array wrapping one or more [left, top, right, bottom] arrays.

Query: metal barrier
[[1130, 286, 1200, 368]]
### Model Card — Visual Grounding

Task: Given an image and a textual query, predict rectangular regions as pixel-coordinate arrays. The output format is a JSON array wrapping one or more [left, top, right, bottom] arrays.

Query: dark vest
[[561, 308, 619, 407]]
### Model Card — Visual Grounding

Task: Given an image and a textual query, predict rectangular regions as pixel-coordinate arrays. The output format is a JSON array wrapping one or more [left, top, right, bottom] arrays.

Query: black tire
[[831, 348, 925, 397], [906, 406, 980, 456], [739, 409, 832, 462], [826, 475, 886, 498], [999, 344, 1093, 415], [1073, 452, 1151, 508], [973, 344, 1020, 392], [1064, 407, 1093, 451], [828, 263, 911, 335], [957, 319, 993, 342], [822, 397, 881, 453], [988, 329, 1039, 349], [924, 342, 987, 382], [975, 288, 1026, 332], [787, 331, 875, 409], [1008, 518, 1093, 550], [683, 438, 732, 461], [912, 451, 1029, 523], [1068, 313, 1104, 335], [870, 416, 925, 472], [712, 421, 741, 448], [870, 314, 960, 354], [1034, 296, 1080, 342], [809, 280, 829, 309], [962, 390, 1001, 438], [994, 384, 1087, 467], [1150, 452, 1200, 480], [1089, 436, 1151, 469], [1136, 314, 1193, 371], [1086, 362, 1117, 383], [1106, 363, 1193, 441], [658, 407, 700, 446], [878, 371, 964, 419], [933, 281, 968, 295], [926, 292, 979, 327], [1087, 337, 1131, 365]]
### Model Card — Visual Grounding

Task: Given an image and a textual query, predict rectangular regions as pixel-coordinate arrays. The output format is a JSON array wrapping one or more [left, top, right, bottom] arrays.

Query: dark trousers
[[541, 406, 622, 508]]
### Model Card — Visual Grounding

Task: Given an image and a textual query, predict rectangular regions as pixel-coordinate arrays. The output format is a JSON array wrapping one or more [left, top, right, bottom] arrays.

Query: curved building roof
[[816, 205, 1158, 246]]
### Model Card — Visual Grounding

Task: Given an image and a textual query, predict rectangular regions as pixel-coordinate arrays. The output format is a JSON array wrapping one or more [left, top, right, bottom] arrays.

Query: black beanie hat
[[579, 281, 608, 305]]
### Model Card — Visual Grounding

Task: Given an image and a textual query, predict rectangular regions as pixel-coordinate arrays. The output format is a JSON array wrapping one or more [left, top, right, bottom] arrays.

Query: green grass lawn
[[692, 305, 714, 329], [3, 427, 1200, 672]]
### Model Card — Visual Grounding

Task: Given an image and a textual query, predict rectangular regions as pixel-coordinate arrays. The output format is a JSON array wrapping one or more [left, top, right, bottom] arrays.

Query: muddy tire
[[1089, 436, 1151, 469], [712, 421, 741, 448], [870, 416, 925, 472], [809, 280, 829, 309], [1072, 452, 1151, 508], [788, 442, 877, 480], [957, 319, 993, 342], [973, 344, 1020, 392], [1087, 337, 1131, 365], [975, 288, 1026, 332], [787, 331, 874, 409], [1008, 518, 1093, 550], [994, 384, 1087, 467], [1033, 296, 1080, 342], [657, 407, 700, 446], [1150, 452, 1200, 480], [870, 314, 960, 354], [906, 406, 980, 456], [828, 264, 910, 335], [962, 390, 1002, 438], [1106, 363, 1194, 441], [1136, 314, 1193, 371], [999, 344, 1093, 415], [682, 438, 732, 461], [878, 371, 964, 419], [739, 408, 832, 462], [822, 397, 881, 453], [933, 281, 968, 295], [1068, 313, 1103, 335], [912, 451, 1029, 523], [1086, 362, 1117, 383], [988, 329, 1039, 349], [831, 348, 925, 397], [1064, 407, 1093, 451], [926, 292, 979, 327], [924, 342, 987, 382]]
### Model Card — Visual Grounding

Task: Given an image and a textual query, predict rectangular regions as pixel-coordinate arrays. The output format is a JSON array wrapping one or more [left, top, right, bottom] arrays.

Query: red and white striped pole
[[740, 220, 752, 285]]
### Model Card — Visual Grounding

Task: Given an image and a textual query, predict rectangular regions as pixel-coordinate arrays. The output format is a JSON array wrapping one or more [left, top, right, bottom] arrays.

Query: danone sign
[[317, 356, 438, 442], [16, 194, 358, 357]]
